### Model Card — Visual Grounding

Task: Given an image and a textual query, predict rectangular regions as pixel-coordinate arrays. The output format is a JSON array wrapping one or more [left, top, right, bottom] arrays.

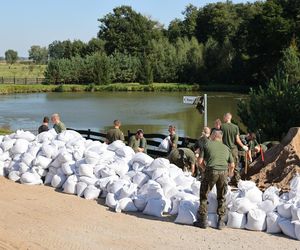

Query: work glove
[[242, 145, 249, 151]]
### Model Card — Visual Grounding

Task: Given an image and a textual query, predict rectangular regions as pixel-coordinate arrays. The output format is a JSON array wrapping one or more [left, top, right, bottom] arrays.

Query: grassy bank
[[0, 63, 46, 78], [0, 83, 250, 94]]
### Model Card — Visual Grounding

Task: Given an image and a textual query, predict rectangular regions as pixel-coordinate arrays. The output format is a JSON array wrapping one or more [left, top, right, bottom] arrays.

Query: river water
[[0, 91, 246, 138]]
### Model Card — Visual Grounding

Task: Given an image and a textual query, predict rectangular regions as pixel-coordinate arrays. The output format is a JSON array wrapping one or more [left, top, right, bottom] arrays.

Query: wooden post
[[87, 129, 91, 139]]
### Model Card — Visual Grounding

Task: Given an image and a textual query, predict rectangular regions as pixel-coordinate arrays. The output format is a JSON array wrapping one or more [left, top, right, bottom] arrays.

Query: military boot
[[217, 217, 226, 230], [193, 216, 208, 229]]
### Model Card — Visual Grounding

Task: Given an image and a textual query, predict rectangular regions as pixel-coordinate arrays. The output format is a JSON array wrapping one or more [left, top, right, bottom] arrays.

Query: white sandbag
[[266, 212, 282, 234], [227, 211, 247, 229], [57, 130, 82, 142], [131, 162, 145, 172], [233, 197, 257, 214], [191, 181, 200, 197], [1, 139, 16, 151], [156, 175, 176, 188], [79, 176, 98, 186], [110, 159, 129, 177], [164, 186, 178, 200], [57, 151, 72, 164], [291, 204, 300, 222], [44, 172, 54, 185], [132, 172, 150, 188], [73, 149, 84, 161], [76, 181, 88, 197], [115, 146, 135, 159], [263, 186, 280, 200], [170, 197, 182, 215], [174, 200, 199, 224], [139, 181, 164, 200], [51, 174, 67, 188], [208, 213, 218, 228], [61, 161, 76, 176], [245, 209, 266, 231], [115, 198, 137, 213], [118, 183, 138, 200], [158, 136, 170, 151], [20, 172, 42, 185], [31, 166, 47, 177], [99, 167, 116, 178], [208, 192, 218, 214], [84, 150, 100, 165], [11, 139, 29, 154], [0, 161, 5, 176], [133, 196, 147, 211], [18, 162, 29, 174], [63, 175, 78, 194], [148, 158, 170, 171], [79, 164, 95, 178], [174, 174, 194, 189], [143, 198, 166, 218], [83, 185, 100, 200], [107, 179, 129, 196], [51, 140, 66, 149], [244, 187, 263, 204], [21, 153, 34, 167], [129, 152, 153, 167], [238, 180, 256, 192], [14, 130, 35, 141], [27, 143, 42, 158], [107, 140, 125, 152], [289, 174, 300, 199], [105, 193, 117, 209], [41, 144, 58, 159], [163, 198, 172, 213], [8, 171, 20, 182], [85, 140, 105, 154], [151, 168, 168, 181], [36, 129, 56, 143], [168, 164, 183, 179], [0, 151, 10, 161], [277, 202, 292, 219], [96, 175, 119, 191], [294, 221, 300, 240], [258, 199, 278, 213], [278, 219, 297, 239], [33, 155, 52, 169]]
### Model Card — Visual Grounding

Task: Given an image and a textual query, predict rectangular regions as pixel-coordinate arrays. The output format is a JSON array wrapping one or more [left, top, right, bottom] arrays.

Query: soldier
[[167, 125, 179, 153], [38, 116, 49, 134], [221, 112, 248, 186], [106, 119, 125, 144], [51, 113, 66, 134], [129, 129, 147, 154], [194, 129, 234, 230], [168, 147, 196, 176]]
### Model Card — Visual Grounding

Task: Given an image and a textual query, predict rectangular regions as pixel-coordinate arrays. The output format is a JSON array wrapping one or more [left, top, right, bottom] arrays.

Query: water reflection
[[0, 92, 247, 138]]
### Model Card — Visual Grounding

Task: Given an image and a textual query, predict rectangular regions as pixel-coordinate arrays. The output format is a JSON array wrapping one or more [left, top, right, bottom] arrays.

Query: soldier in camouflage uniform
[[194, 129, 234, 230], [106, 120, 125, 144]]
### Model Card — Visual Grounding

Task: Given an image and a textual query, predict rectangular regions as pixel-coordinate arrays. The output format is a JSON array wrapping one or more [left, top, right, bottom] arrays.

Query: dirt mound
[[242, 127, 300, 191]]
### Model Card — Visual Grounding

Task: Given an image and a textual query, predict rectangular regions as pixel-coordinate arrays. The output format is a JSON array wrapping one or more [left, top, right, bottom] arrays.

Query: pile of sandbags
[[0, 129, 299, 241]]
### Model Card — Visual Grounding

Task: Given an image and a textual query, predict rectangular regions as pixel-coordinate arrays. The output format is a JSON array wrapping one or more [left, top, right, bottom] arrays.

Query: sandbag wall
[[0, 129, 299, 241]]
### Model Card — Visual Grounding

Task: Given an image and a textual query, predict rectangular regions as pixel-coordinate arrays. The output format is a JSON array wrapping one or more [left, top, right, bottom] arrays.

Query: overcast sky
[[0, 0, 255, 57]]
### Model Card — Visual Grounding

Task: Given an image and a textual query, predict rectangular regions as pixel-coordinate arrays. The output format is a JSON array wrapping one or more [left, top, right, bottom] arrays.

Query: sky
[[0, 0, 255, 57]]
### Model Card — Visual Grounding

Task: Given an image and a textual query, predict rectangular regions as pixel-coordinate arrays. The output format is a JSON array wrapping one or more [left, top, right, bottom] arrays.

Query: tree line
[[3, 1, 300, 87]]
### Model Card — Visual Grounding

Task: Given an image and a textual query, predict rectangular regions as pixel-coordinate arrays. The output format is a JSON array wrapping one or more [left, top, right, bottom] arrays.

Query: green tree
[[85, 38, 106, 55], [98, 5, 163, 55], [28, 45, 48, 64], [5, 49, 18, 64], [238, 45, 300, 140]]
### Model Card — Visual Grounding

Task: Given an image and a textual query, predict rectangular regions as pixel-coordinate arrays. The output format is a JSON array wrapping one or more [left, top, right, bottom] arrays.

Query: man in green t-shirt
[[167, 125, 179, 153], [168, 147, 196, 176], [221, 113, 248, 186], [51, 113, 66, 134], [129, 129, 147, 154], [106, 120, 125, 144], [194, 129, 234, 230]]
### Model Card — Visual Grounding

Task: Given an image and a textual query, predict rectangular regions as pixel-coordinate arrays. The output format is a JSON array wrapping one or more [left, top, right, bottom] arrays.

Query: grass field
[[0, 62, 46, 78]]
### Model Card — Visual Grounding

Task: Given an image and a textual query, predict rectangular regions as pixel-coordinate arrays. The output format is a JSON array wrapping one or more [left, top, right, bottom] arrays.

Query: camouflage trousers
[[197, 168, 228, 220], [230, 147, 240, 186]]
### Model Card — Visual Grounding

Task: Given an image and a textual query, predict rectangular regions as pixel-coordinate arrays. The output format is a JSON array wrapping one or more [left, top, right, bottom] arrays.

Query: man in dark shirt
[[38, 116, 49, 134], [106, 120, 125, 144]]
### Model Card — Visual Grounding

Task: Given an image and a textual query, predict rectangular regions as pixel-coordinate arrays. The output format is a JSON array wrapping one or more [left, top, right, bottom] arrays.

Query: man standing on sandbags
[[221, 112, 248, 186], [106, 119, 125, 144], [194, 129, 234, 230], [51, 113, 66, 134]]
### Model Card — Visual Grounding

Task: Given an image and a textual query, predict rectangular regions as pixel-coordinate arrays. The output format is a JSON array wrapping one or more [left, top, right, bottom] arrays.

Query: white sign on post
[[183, 96, 198, 104]]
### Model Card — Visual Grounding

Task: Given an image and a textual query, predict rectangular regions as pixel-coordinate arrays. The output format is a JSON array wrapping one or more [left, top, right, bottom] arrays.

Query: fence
[[0, 77, 46, 84], [67, 128, 198, 157]]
